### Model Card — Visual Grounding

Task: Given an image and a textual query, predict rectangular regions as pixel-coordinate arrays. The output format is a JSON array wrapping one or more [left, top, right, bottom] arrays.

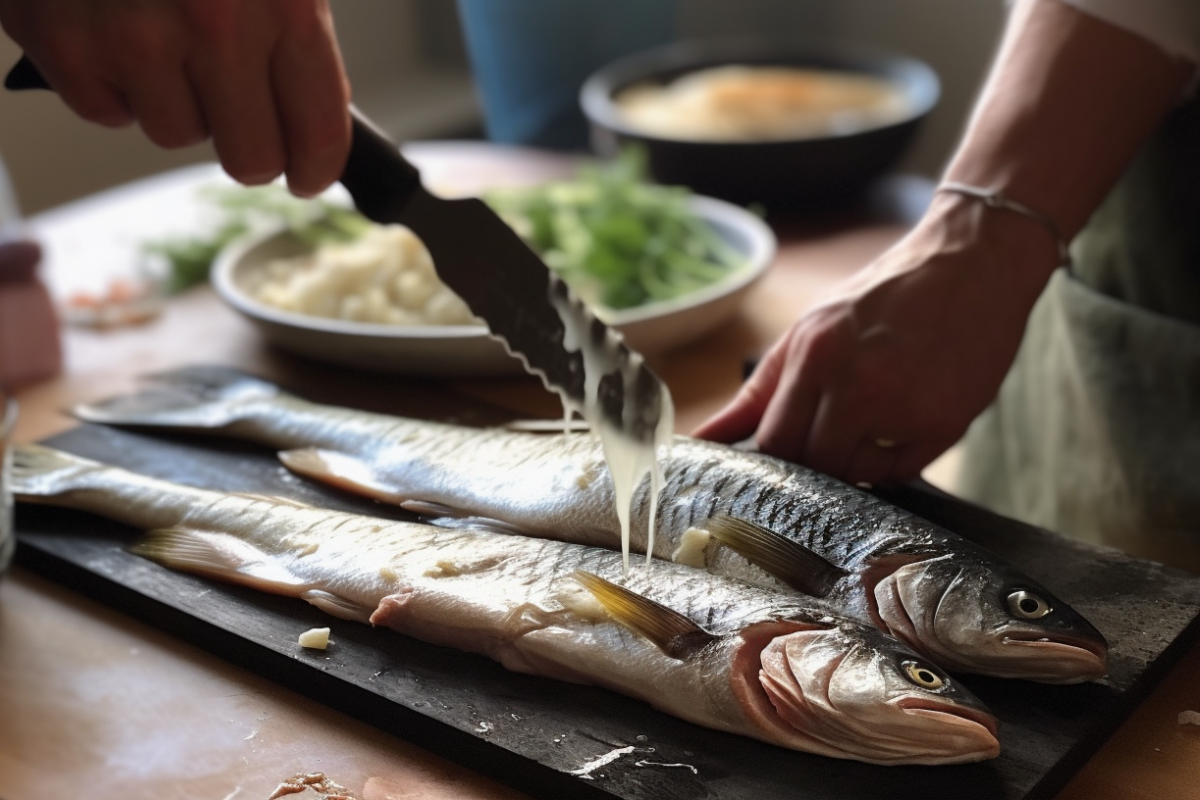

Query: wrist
[[936, 182, 1071, 268], [910, 189, 1064, 303]]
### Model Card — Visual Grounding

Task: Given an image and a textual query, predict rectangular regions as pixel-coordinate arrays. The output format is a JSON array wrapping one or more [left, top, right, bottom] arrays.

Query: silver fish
[[75, 366, 1108, 683], [13, 443, 1000, 766]]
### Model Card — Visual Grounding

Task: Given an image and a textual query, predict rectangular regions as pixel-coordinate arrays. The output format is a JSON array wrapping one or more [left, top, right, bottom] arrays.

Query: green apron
[[956, 94, 1200, 572]]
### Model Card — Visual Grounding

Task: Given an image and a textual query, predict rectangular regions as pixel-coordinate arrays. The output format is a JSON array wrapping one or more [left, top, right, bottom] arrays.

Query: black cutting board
[[15, 423, 1200, 800]]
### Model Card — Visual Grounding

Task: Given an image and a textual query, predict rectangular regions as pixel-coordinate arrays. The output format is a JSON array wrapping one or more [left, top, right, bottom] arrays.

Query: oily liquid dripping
[[600, 395, 673, 575], [552, 285, 673, 575]]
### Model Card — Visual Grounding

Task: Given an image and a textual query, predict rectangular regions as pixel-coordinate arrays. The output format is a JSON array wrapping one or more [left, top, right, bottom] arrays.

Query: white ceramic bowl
[[212, 194, 775, 376]]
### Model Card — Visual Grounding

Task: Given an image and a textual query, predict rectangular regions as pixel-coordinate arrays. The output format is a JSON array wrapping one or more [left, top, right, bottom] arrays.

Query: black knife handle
[[5, 55, 51, 91], [6, 55, 423, 218], [343, 109, 423, 224]]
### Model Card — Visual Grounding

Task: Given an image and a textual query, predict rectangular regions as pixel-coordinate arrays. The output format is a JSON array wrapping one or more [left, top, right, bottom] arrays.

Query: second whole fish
[[75, 366, 1108, 683], [12, 443, 1000, 766]]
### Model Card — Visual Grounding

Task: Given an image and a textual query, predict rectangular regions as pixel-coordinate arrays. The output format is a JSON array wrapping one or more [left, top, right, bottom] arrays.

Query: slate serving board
[[15, 423, 1200, 800]]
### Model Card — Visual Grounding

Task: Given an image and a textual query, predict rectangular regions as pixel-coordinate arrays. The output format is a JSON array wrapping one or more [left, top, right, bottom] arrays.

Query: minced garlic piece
[[671, 526, 711, 568], [556, 585, 609, 622], [424, 559, 462, 578], [298, 627, 331, 650]]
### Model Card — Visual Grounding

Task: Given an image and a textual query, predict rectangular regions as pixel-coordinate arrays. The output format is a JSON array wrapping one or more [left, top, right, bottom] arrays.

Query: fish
[[74, 366, 1109, 683], [12, 443, 1000, 766]]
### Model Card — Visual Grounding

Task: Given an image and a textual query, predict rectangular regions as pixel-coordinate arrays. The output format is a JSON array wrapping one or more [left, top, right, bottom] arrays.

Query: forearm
[[943, 0, 1193, 244]]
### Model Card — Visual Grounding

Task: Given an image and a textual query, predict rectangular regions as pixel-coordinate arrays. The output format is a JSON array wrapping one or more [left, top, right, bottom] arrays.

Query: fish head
[[747, 622, 999, 765], [872, 556, 1108, 683]]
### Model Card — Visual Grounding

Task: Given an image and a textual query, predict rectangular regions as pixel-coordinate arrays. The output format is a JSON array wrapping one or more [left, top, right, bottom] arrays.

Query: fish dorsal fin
[[573, 571, 715, 659], [706, 514, 849, 598]]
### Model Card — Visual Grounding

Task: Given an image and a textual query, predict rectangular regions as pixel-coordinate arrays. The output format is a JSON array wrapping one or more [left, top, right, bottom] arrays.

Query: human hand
[[0, 0, 351, 197], [693, 196, 1060, 486]]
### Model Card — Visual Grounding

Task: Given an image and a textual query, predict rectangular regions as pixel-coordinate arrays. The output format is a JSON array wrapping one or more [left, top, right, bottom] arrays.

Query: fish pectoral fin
[[706, 514, 849, 598], [409, 508, 528, 535], [301, 590, 374, 623], [132, 528, 312, 597], [230, 492, 314, 509], [573, 571, 715, 660], [279, 448, 405, 503]]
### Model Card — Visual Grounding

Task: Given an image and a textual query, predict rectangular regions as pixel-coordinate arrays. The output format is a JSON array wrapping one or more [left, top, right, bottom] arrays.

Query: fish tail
[[72, 365, 280, 429], [11, 443, 107, 499]]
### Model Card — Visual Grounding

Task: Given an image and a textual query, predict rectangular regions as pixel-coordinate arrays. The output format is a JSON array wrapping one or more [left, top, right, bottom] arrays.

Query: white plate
[[211, 193, 775, 376]]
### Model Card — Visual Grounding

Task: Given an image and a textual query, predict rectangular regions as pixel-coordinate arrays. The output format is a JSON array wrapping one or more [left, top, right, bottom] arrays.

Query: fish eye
[[903, 660, 945, 690], [1007, 590, 1052, 619]]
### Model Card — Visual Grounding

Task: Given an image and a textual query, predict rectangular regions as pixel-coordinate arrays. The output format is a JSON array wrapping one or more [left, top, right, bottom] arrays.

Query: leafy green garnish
[[484, 149, 745, 310], [143, 185, 370, 294], [148, 150, 745, 309]]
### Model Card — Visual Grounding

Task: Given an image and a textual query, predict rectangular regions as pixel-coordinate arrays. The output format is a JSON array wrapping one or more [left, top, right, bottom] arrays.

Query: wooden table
[[2, 151, 1198, 800]]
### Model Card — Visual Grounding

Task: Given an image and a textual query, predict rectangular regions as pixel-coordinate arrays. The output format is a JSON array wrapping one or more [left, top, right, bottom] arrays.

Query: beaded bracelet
[[937, 181, 1073, 268]]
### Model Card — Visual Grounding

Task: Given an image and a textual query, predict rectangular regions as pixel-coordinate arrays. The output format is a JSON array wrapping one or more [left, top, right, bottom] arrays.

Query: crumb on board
[[268, 771, 357, 799], [298, 627, 331, 650], [1178, 710, 1200, 726]]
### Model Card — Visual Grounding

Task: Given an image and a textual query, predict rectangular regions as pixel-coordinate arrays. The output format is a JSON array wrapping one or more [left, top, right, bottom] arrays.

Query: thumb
[[691, 349, 785, 443]]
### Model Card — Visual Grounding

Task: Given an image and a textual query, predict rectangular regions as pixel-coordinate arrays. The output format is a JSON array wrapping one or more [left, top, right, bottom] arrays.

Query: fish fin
[[407, 509, 528, 535], [230, 492, 315, 510], [279, 447, 407, 503], [573, 571, 716, 659], [12, 443, 106, 500], [395, 499, 461, 518], [301, 590, 374, 623], [73, 365, 279, 429], [131, 527, 314, 597], [706, 514, 849, 598]]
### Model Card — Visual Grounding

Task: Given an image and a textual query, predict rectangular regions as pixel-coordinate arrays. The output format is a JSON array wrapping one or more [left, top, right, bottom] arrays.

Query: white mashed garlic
[[245, 224, 477, 326], [298, 627, 331, 650]]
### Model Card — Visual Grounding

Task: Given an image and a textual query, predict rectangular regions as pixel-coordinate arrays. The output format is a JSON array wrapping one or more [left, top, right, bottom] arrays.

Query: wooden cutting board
[[15, 422, 1200, 800]]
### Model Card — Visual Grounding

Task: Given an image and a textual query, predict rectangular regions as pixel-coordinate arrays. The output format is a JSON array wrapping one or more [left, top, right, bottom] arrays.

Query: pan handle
[[5, 55, 424, 221]]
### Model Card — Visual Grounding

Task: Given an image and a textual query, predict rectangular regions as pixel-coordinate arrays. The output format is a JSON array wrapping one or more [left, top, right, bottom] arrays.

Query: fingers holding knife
[[0, 0, 352, 197]]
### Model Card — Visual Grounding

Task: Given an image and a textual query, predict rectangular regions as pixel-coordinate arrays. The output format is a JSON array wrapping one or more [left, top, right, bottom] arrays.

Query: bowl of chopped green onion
[[210, 148, 775, 375]]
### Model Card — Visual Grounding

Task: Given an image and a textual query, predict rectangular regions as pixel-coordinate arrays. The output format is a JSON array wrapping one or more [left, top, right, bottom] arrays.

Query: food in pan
[[75, 366, 1109, 684], [13, 444, 1000, 766], [614, 65, 912, 142]]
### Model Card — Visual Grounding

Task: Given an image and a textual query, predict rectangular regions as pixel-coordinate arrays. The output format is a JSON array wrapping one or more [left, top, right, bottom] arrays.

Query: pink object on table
[[0, 238, 61, 389]]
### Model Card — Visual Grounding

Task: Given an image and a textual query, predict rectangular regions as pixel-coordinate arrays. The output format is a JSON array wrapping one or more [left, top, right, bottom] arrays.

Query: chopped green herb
[[148, 150, 746, 310], [143, 185, 370, 294], [483, 149, 746, 310]]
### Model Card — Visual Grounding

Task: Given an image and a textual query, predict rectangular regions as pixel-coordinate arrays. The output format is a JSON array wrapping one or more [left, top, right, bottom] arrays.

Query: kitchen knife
[[5, 55, 671, 448]]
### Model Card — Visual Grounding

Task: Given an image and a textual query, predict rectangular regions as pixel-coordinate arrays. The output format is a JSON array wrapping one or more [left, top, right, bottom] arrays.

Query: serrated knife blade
[[340, 113, 670, 444]]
